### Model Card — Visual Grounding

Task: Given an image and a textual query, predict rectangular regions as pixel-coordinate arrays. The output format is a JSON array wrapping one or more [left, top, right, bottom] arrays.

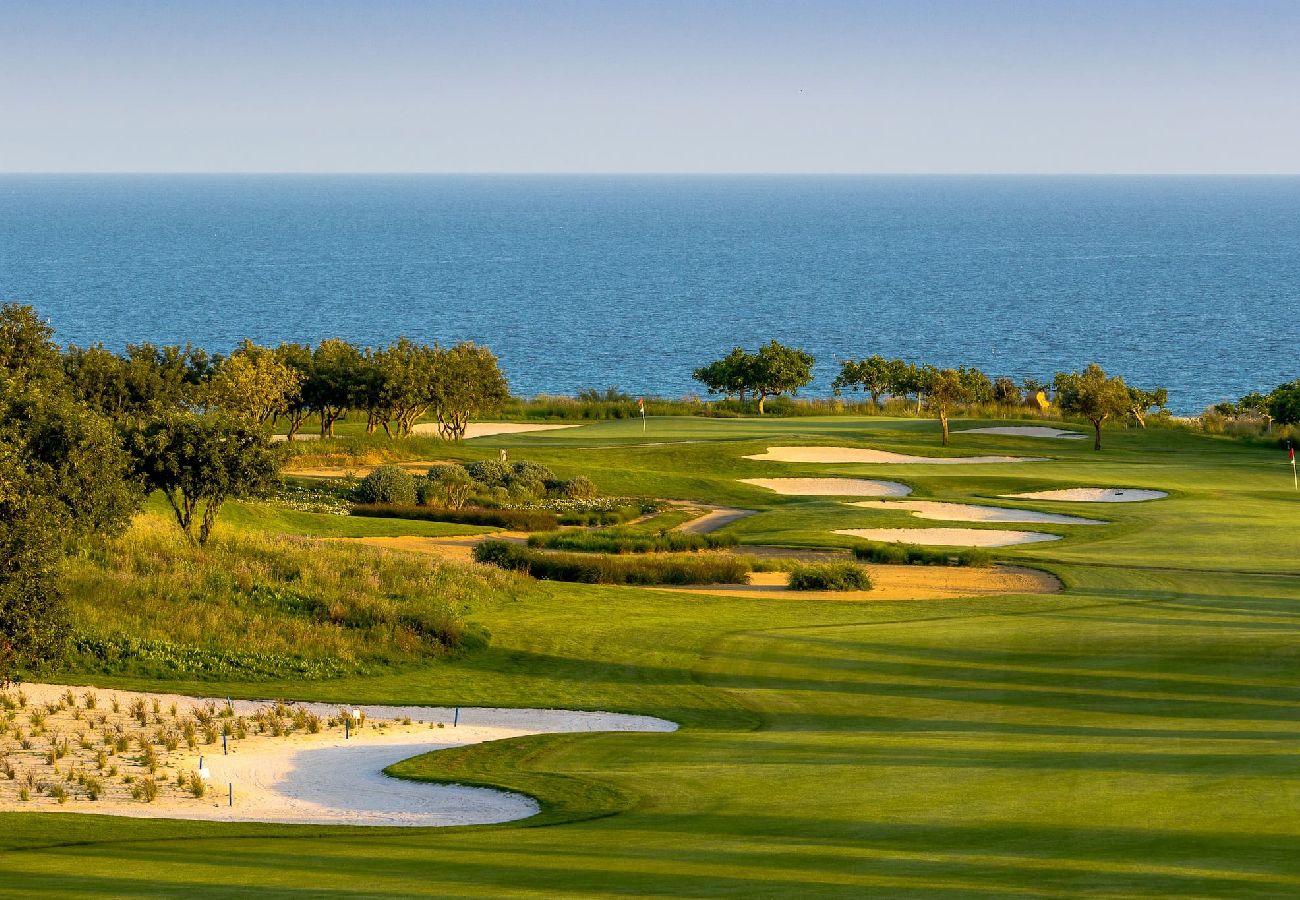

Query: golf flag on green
[[637, 397, 646, 432], [1289, 440, 1297, 490]]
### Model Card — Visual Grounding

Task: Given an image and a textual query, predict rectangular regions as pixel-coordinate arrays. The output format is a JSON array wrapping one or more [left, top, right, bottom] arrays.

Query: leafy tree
[[920, 367, 972, 446], [305, 338, 362, 437], [993, 376, 1022, 407], [956, 366, 994, 405], [0, 447, 63, 685], [886, 360, 925, 413], [1126, 386, 1168, 428], [432, 342, 510, 440], [0, 303, 62, 383], [1268, 380, 1300, 426], [205, 341, 303, 427], [373, 338, 441, 437], [122, 343, 213, 416], [832, 355, 893, 408], [748, 341, 815, 415], [692, 348, 752, 403], [1053, 363, 1131, 450], [63, 344, 131, 420], [127, 413, 278, 545], [424, 464, 474, 509], [274, 342, 314, 440]]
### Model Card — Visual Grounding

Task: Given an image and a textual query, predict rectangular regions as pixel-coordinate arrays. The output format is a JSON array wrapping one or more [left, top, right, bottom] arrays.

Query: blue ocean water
[[1, 175, 1296, 414]]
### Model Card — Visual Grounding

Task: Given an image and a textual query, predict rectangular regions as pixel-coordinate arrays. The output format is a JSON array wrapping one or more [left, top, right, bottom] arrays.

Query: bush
[[462, 460, 512, 488], [352, 465, 417, 505], [508, 461, 556, 498], [787, 563, 873, 591], [528, 529, 737, 554], [352, 504, 559, 531], [557, 504, 645, 526], [549, 476, 598, 499], [853, 542, 989, 567], [473, 540, 749, 585], [423, 465, 474, 509]]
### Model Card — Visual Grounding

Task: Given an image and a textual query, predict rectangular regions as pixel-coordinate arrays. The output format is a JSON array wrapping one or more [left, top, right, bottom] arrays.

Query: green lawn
[[5, 416, 1299, 897]]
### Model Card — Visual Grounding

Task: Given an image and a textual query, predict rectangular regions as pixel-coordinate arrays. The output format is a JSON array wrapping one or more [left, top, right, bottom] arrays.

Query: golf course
[[3, 413, 1299, 897]]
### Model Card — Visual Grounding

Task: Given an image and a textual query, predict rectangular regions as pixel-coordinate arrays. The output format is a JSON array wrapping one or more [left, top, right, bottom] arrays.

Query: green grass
[[9, 415, 1300, 897]]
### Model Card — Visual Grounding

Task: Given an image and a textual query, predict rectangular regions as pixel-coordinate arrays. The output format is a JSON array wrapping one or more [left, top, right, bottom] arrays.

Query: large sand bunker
[[0, 683, 674, 827], [1003, 488, 1168, 503], [834, 527, 1062, 548], [654, 564, 1059, 602], [849, 500, 1104, 525], [741, 477, 912, 497], [411, 422, 581, 439], [953, 426, 1086, 439], [745, 446, 1045, 465]]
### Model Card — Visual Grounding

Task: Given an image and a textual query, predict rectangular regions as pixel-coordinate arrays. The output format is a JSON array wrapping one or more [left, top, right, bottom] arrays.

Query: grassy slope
[[5, 416, 1300, 897]]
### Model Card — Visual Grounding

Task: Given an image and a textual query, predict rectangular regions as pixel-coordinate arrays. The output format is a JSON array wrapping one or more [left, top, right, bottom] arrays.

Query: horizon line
[[4, 171, 1300, 178]]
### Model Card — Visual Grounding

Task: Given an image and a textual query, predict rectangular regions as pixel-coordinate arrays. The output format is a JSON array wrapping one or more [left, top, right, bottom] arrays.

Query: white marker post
[[1289, 441, 1297, 490], [638, 397, 646, 433]]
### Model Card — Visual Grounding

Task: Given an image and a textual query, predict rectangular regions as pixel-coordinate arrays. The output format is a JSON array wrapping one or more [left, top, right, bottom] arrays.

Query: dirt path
[[674, 505, 758, 534]]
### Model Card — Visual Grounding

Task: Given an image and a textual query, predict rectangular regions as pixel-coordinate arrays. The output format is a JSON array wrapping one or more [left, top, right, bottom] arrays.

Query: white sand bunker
[[1004, 488, 1168, 503], [834, 528, 1062, 548], [953, 426, 1086, 440], [1, 684, 674, 827], [411, 422, 582, 439], [745, 446, 1045, 465], [849, 500, 1104, 525], [741, 477, 912, 497]]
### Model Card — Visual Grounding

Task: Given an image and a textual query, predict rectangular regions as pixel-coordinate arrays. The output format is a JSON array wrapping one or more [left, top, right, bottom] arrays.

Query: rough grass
[[526, 528, 737, 554], [351, 504, 559, 531], [473, 540, 750, 585], [853, 541, 992, 567]]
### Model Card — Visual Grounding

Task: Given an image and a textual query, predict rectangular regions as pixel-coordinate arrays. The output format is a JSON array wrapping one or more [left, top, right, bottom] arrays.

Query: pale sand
[[849, 500, 1104, 525], [833, 527, 1062, 548], [740, 477, 912, 497], [285, 461, 450, 479], [744, 446, 1046, 465], [673, 506, 758, 534], [953, 426, 1087, 439], [652, 565, 1059, 602], [2, 683, 674, 827], [410, 422, 582, 439], [1003, 488, 1168, 503]]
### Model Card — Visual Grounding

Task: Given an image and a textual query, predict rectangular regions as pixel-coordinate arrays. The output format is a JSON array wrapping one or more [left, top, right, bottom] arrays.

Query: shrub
[[549, 476, 597, 499], [352, 465, 417, 505], [473, 540, 749, 586], [507, 461, 556, 498], [462, 459, 511, 488], [352, 504, 559, 531], [131, 776, 158, 803], [787, 563, 873, 591], [423, 464, 474, 508], [528, 529, 737, 554], [853, 542, 988, 567]]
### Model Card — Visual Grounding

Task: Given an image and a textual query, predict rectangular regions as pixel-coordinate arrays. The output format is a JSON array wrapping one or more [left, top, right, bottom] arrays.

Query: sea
[[2, 175, 1297, 414]]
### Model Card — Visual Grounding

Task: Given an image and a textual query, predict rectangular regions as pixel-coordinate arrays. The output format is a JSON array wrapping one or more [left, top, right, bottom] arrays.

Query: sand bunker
[[1003, 488, 1168, 503], [744, 446, 1045, 465], [953, 426, 1086, 439], [0, 683, 674, 827], [740, 477, 912, 497], [833, 527, 1061, 548], [411, 422, 581, 439], [849, 500, 1104, 525], [654, 564, 1059, 602]]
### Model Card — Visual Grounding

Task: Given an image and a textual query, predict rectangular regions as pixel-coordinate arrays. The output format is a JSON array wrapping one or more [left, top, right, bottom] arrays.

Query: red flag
[[1290, 442, 1296, 462], [637, 397, 645, 414]]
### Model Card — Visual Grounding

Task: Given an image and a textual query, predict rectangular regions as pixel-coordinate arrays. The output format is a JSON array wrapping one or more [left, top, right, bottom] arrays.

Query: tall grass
[[352, 504, 559, 531], [786, 563, 873, 591], [473, 540, 749, 585], [852, 541, 992, 567], [527, 528, 737, 554], [61, 513, 515, 680]]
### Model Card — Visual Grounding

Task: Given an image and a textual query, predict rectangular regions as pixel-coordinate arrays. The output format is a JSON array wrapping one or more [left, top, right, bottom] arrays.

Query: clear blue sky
[[2, 0, 1298, 173]]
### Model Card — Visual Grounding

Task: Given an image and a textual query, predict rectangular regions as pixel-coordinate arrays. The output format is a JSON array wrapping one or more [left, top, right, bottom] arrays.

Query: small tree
[[921, 367, 972, 446], [832, 355, 893, 409], [128, 414, 278, 545], [886, 360, 924, 414], [692, 348, 752, 404], [305, 338, 362, 437], [993, 377, 1022, 408], [1126, 386, 1168, 428], [1053, 363, 1131, 450], [432, 342, 510, 440], [424, 465, 474, 509], [748, 341, 815, 415], [205, 342, 303, 428], [274, 342, 314, 440], [1268, 380, 1300, 426]]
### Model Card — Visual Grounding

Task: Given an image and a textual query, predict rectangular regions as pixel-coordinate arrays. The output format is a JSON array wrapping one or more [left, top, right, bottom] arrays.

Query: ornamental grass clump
[[528, 528, 737, 554], [787, 563, 873, 591], [131, 776, 158, 803], [473, 540, 749, 586], [853, 541, 992, 567]]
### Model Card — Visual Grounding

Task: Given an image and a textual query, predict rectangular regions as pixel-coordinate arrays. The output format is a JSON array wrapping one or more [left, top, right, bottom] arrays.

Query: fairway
[[5, 416, 1300, 898]]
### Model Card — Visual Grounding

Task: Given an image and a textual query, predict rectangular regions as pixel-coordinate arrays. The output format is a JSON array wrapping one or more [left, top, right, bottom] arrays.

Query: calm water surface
[[2, 175, 1297, 413]]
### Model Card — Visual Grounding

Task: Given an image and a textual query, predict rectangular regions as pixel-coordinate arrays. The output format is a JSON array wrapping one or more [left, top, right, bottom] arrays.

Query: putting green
[[6, 415, 1299, 897]]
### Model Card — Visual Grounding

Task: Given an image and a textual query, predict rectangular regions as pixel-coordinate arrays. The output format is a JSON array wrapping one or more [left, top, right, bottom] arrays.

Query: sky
[[2, 0, 1299, 174]]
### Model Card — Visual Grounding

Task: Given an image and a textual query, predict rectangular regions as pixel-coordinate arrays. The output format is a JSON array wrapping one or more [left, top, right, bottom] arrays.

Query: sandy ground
[[740, 477, 912, 497], [0, 683, 674, 827], [833, 527, 1062, 548], [744, 446, 1046, 464], [849, 500, 1105, 525], [410, 423, 582, 439], [1003, 487, 1168, 503], [284, 461, 451, 479], [673, 506, 758, 534], [270, 433, 322, 443], [952, 426, 1086, 439], [652, 564, 1059, 602]]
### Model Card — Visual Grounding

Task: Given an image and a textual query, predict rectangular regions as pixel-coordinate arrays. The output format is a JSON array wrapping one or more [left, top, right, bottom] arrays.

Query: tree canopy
[[1053, 363, 1131, 450], [693, 342, 814, 414]]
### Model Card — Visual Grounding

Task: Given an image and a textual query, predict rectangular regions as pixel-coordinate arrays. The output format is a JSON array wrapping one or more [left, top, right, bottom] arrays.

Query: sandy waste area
[[0, 683, 673, 827], [1003, 488, 1168, 503], [849, 500, 1104, 525], [833, 527, 1062, 548], [953, 426, 1086, 439], [411, 422, 582, 439], [741, 477, 912, 497], [654, 564, 1059, 602], [744, 446, 1046, 465]]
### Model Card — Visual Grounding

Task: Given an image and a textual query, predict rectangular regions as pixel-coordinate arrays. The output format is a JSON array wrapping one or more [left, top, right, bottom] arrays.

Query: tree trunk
[[1092, 418, 1103, 451], [757, 394, 766, 415], [940, 411, 950, 446]]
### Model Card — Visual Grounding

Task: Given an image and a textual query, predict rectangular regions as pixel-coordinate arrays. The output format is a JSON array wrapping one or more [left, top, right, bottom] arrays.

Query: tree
[[127, 413, 278, 546], [64, 344, 132, 420], [0, 447, 63, 685], [1268, 380, 1300, 426], [832, 355, 893, 408], [432, 342, 510, 440], [920, 367, 972, 446], [956, 366, 994, 405], [993, 377, 1022, 408], [274, 342, 314, 440], [425, 464, 474, 509], [886, 360, 924, 414], [305, 338, 362, 437], [748, 341, 815, 415], [122, 343, 212, 417], [1053, 363, 1131, 450], [1126, 386, 1168, 428], [692, 348, 752, 403], [373, 338, 440, 437], [0, 303, 62, 384], [205, 341, 303, 427]]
